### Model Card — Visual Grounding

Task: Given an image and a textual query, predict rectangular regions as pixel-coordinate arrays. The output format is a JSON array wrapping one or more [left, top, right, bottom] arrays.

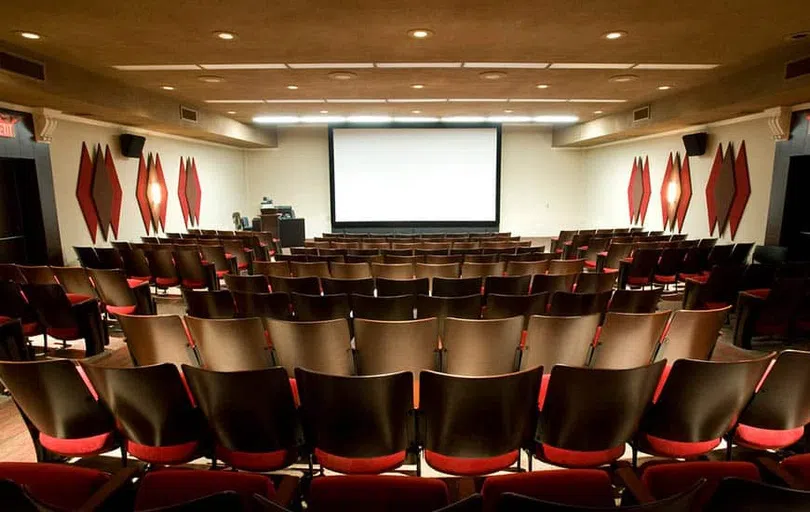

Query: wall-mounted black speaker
[[682, 132, 708, 157], [119, 134, 146, 158]]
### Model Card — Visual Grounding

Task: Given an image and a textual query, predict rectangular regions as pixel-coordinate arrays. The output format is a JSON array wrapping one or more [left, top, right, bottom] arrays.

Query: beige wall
[[242, 125, 587, 238], [48, 118, 246, 264], [582, 116, 777, 243]]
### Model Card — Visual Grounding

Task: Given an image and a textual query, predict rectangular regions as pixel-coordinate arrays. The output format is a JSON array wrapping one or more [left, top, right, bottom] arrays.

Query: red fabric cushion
[[627, 276, 650, 286], [22, 322, 41, 336], [584, 260, 597, 269], [134, 469, 275, 511], [39, 432, 114, 457], [537, 444, 624, 468], [47, 327, 80, 340], [128, 276, 151, 284], [107, 305, 137, 316], [127, 279, 149, 288], [238, 263, 249, 270], [215, 446, 296, 472], [703, 302, 728, 310], [127, 440, 199, 465], [216, 270, 229, 278], [0, 462, 110, 511], [289, 377, 300, 407], [654, 275, 677, 283], [181, 279, 206, 289], [314, 448, 406, 474], [745, 288, 771, 299], [734, 424, 805, 450], [308, 475, 448, 512], [66, 293, 92, 304], [781, 454, 810, 486], [482, 469, 615, 510], [155, 277, 179, 288], [681, 274, 708, 283], [641, 461, 760, 507], [642, 434, 720, 458], [424, 450, 518, 476]]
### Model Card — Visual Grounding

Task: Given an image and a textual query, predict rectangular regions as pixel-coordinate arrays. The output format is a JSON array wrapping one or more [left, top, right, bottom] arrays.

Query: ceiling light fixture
[[17, 31, 41, 40], [326, 99, 386, 103], [509, 98, 567, 103], [410, 84, 425, 89], [479, 71, 507, 80], [205, 99, 264, 104], [503, 109, 514, 113], [609, 74, 639, 83], [463, 62, 548, 69], [408, 29, 434, 39], [161, 85, 175, 91], [534, 115, 579, 123], [549, 63, 633, 69], [265, 99, 324, 103], [253, 116, 300, 124], [198, 75, 225, 83], [329, 71, 358, 80], [286, 85, 299, 90], [442, 116, 488, 123], [199, 63, 287, 70], [386, 99, 447, 103], [227, 111, 237, 115], [320, 110, 329, 114], [633, 63, 719, 70], [393, 116, 440, 122], [376, 62, 461, 68], [536, 84, 550, 89], [657, 85, 673, 90], [288, 63, 374, 69], [448, 98, 508, 103], [488, 116, 533, 123], [603, 31, 627, 40], [593, 110, 604, 114], [214, 31, 237, 40], [114, 64, 201, 71], [347, 116, 393, 123], [569, 98, 627, 103], [412, 110, 421, 114], [300, 116, 347, 123]]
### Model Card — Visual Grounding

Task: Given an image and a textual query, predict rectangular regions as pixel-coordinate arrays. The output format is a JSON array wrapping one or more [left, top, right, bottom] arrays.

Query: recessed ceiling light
[[326, 99, 386, 103], [479, 71, 507, 80], [199, 63, 286, 70], [286, 85, 299, 90], [227, 111, 237, 115], [448, 98, 507, 103], [115, 64, 201, 70], [786, 31, 810, 42], [347, 116, 393, 123], [387, 98, 447, 103], [658, 85, 673, 90], [633, 63, 719, 70], [320, 110, 329, 114], [376, 62, 461, 68], [549, 63, 633, 69], [569, 99, 627, 103], [609, 74, 639, 83], [289, 63, 374, 69], [410, 84, 425, 89], [411, 110, 422, 114], [463, 62, 548, 69], [593, 110, 603, 114], [265, 99, 324, 104], [536, 84, 550, 89], [503, 109, 514, 113], [603, 31, 627, 40], [214, 31, 237, 40], [408, 29, 433, 39], [198, 75, 225, 83], [329, 71, 357, 80], [205, 99, 264, 104], [509, 98, 568, 103], [161, 85, 175, 91], [17, 31, 41, 40]]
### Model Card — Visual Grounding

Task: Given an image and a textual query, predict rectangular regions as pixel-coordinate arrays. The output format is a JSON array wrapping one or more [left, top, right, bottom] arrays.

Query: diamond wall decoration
[[76, 142, 123, 242], [76, 142, 98, 243], [188, 158, 202, 225], [660, 152, 682, 231], [628, 157, 643, 223], [154, 154, 168, 231], [135, 153, 152, 233], [178, 157, 190, 227], [729, 141, 751, 240], [639, 156, 652, 225], [676, 153, 692, 233]]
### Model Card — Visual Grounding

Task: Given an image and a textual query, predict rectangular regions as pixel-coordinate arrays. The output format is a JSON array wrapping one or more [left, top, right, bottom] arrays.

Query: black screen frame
[[328, 123, 502, 229]]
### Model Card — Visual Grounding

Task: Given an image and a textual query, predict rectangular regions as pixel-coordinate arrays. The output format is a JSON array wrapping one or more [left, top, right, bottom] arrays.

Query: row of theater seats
[[1, 348, 808, 481], [6, 460, 810, 511], [181, 285, 660, 321], [116, 307, 727, 376]]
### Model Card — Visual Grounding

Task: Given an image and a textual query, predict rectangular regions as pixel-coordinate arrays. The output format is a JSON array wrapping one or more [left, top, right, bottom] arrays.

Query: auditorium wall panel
[[48, 117, 246, 264], [582, 115, 777, 243], [243, 126, 587, 237]]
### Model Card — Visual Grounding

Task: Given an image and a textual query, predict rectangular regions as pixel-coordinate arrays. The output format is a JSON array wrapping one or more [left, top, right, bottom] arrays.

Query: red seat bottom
[[424, 450, 518, 476], [315, 448, 406, 474], [734, 424, 804, 450], [215, 445, 297, 471], [537, 444, 625, 468], [642, 434, 720, 458], [39, 432, 115, 457], [127, 440, 199, 465]]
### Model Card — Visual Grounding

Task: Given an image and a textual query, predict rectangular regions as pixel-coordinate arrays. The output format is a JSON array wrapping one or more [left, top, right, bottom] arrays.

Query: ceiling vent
[[633, 106, 651, 123], [0, 51, 45, 81], [180, 106, 198, 123], [785, 55, 810, 80]]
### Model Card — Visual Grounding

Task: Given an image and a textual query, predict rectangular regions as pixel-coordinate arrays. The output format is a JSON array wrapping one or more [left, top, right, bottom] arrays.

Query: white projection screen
[[330, 126, 501, 227]]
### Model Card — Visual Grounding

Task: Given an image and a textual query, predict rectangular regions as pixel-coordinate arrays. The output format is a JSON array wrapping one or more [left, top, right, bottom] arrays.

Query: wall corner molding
[[32, 108, 60, 143], [767, 106, 792, 141]]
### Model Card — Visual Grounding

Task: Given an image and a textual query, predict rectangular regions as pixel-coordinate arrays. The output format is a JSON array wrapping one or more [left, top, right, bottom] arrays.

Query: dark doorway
[[779, 155, 810, 257], [0, 158, 48, 264]]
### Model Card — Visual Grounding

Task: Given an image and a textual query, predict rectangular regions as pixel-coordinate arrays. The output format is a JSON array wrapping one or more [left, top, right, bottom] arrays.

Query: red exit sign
[[0, 115, 19, 138]]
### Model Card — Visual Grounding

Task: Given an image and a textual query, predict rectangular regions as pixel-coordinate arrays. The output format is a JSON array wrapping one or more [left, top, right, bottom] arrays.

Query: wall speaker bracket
[[767, 106, 791, 141], [32, 107, 59, 143]]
